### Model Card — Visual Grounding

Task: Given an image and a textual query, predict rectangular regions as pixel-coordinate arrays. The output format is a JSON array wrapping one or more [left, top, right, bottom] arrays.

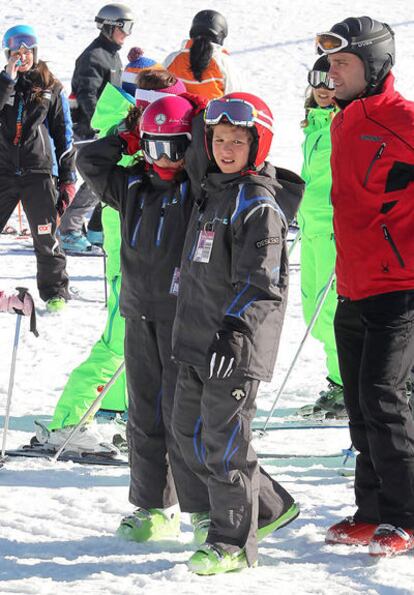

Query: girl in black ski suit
[[0, 25, 76, 310]]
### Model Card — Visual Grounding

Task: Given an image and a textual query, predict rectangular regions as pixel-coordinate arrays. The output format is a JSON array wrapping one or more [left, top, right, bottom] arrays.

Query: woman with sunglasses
[[0, 24, 76, 312], [77, 94, 209, 543], [296, 56, 345, 419]]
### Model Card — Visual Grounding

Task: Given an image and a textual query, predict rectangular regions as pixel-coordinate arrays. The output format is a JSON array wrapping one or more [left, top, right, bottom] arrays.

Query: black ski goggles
[[142, 135, 190, 162], [307, 70, 335, 90]]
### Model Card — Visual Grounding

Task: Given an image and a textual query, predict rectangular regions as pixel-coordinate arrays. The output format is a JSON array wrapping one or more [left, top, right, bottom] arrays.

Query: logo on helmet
[[155, 113, 167, 125]]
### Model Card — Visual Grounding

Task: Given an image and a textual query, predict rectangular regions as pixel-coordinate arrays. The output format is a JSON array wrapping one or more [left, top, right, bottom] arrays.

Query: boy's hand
[[207, 329, 245, 379]]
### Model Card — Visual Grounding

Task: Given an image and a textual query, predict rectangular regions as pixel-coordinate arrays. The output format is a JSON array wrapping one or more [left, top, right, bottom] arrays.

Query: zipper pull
[[377, 143, 386, 159], [382, 223, 389, 240]]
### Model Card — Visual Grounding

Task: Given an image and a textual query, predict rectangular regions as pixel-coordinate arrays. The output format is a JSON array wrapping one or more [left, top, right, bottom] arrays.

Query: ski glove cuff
[[207, 329, 246, 380], [56, 182, 76, 216]]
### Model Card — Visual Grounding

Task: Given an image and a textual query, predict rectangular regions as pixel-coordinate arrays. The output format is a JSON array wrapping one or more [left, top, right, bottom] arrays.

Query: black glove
[[207, 329, 246, 379]]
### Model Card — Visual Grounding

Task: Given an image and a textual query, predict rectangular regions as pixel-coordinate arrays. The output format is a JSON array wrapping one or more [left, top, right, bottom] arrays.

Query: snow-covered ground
[[1, 1, 414, 593]]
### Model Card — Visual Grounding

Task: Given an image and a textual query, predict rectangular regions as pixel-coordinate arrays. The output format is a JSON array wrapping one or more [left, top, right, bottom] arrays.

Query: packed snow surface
[[1, 1, 414, 593]]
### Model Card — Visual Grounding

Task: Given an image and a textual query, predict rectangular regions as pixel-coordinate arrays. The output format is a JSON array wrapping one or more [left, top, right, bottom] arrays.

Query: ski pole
[[256, 270, 336, 437], [288, 228, 301, 258], [52, 361, 125, 462], [103, 249, 108, 307], [1, 315, 23, 460]]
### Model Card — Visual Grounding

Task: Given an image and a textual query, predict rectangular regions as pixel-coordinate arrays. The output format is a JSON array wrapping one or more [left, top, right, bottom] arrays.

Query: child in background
[[172, 92, 304, 574]]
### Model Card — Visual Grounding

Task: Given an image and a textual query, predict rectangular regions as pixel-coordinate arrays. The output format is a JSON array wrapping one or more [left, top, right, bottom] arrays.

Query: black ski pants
[[334, 291, 414, 527], [172, 363, 294, 565], [125, 317, 206, 511], [0, 173, 69, 301]]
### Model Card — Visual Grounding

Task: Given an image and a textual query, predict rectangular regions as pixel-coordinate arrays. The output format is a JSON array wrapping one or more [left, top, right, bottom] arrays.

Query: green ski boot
[[188, 543, 252, 575], [257, 502, 300, 541], [117, 507, 180, 542], [46, 296, 66, 313], [191, 512, 210, 545]]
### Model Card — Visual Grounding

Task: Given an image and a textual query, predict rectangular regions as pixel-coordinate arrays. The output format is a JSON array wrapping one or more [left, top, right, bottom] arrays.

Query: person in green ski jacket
[[296, 56, 346, 420], [34, 67, 186, 454]]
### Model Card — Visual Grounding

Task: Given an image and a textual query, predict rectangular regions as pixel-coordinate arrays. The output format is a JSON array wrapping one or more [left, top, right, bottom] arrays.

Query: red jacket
[[331, 73, 414, 300]]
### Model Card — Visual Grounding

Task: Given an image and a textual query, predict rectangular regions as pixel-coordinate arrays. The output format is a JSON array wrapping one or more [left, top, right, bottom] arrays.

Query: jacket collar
[[97, 32, 122, 53]]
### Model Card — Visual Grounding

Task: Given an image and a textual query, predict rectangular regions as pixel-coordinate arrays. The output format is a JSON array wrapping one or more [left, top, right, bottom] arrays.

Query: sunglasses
[[204, 98, 273, 132], [142, 135, 189, 162], [308, 70, 335, 90]]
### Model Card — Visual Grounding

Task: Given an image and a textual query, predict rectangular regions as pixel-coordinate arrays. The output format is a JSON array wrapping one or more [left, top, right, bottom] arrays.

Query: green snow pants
[[300, 232, 342, 386], [48, 274, 127, 430]]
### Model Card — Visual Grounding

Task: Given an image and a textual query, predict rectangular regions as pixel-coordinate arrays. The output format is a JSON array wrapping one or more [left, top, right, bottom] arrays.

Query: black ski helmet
[[189, 10, 228, 46], [323, 16, 395, 88], [312, 55, 330, 73], [95, 3, 134, 37]]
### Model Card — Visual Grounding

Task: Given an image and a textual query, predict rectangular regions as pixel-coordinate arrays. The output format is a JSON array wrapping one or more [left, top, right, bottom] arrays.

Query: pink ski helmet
[[139, 95, 194, 138]]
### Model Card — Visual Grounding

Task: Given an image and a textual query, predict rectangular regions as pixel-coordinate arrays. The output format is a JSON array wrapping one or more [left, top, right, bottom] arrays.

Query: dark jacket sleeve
[[0, 71, 16, 110], [223, 200, 287, 338], [47, 84, 77, 183], [76, 134, 129, 211], [73, 51, 107, 126]]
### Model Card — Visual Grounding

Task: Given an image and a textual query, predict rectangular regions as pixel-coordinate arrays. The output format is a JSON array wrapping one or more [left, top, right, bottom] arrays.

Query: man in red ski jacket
[[316, 16, 414, 558]]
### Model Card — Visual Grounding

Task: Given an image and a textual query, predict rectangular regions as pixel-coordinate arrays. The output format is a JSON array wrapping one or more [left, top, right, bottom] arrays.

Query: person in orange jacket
[[164, 9, 242, 99]]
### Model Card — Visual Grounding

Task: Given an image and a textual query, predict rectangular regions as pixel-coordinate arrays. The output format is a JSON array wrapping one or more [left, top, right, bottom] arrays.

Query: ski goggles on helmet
[[3, 33, 37, 52], [307, 70, 335, 90], [204, 98, 273, 132], [141, 135, 190, 162], [315, 32, 350, 54]]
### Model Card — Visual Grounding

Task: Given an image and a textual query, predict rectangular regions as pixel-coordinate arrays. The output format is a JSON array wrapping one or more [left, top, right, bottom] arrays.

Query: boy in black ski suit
[[172, 92, 304, 574]]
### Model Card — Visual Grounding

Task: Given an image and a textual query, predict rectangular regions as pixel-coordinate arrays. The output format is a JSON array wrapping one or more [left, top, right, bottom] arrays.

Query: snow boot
[[117, 507, 180, 542], [87, 229, 103, 246], [46, 296, 66, 313], [34, 420, 119, 456], [257, 502, 300, 541], [191, 512, 210, 545], [298, 382, 347, 420], [188, 544, 252, 575], [325, 516, 378, 546], [60, 231, 92, 253], [369, 524, 414, 557]]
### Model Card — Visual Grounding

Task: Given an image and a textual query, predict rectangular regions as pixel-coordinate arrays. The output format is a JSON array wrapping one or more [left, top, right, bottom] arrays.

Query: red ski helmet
[[204, 92, 274, 169], [139, 95, 194, 138]]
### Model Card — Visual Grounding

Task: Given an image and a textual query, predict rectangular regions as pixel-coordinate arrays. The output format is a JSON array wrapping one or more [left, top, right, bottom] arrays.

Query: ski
[[257, 451, 345, 459], [252, 421, 348, 432], [4, 446, 128, 467], [63, 247, 104, 257]]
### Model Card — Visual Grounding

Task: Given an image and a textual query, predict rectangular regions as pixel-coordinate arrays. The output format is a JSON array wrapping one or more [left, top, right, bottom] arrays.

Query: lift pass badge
[[193, 230, 215, 263], [169, 267, 180, 296]]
